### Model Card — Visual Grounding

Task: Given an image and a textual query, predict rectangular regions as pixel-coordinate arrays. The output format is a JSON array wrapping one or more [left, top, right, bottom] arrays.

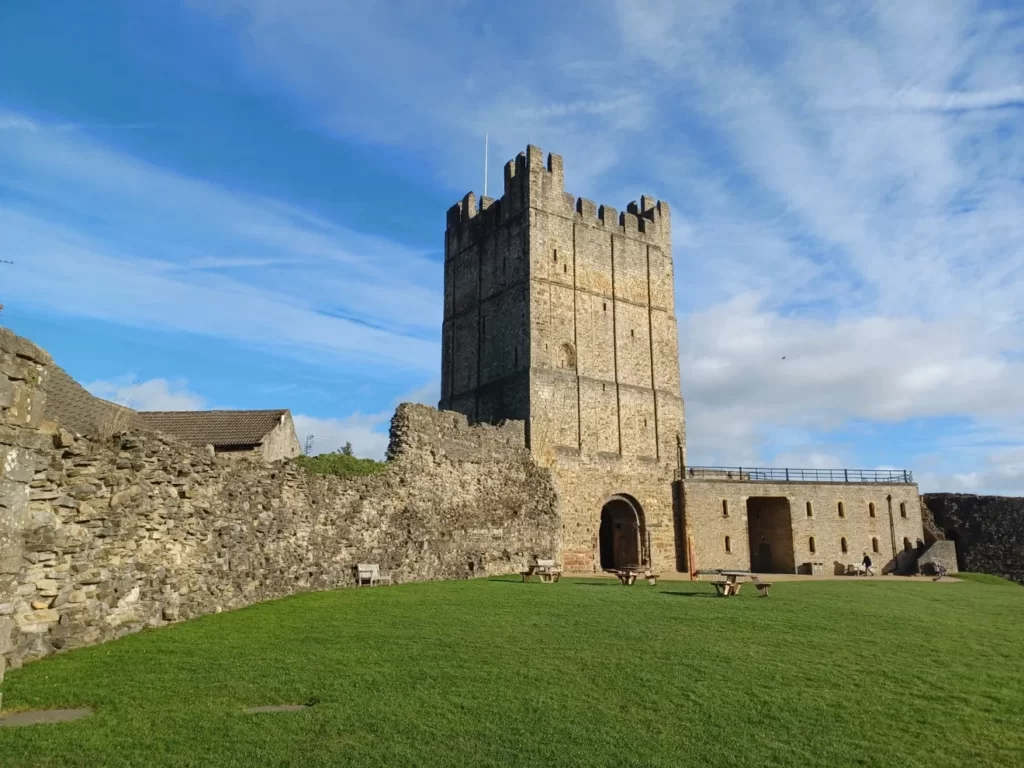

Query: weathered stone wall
[[682, 479, 924, 575], [441, 145, 685, 467], [1, 330, 560, 673], [918, 540, 958, 576], [922, 494, 1024, 585], [259, 412, 302, 462]]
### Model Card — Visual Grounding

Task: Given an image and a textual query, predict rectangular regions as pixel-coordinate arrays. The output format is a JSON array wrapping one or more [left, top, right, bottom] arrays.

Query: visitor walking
[[862, 552, 875, 576]]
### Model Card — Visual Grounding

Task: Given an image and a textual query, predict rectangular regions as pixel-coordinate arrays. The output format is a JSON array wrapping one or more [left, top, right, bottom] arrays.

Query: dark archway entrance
[[746, 497, 796, 573], [599, 496, 646, 569]]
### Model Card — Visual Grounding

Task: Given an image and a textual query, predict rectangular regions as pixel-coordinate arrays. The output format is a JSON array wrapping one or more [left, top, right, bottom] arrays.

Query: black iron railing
[[679, 466, 914, 484]]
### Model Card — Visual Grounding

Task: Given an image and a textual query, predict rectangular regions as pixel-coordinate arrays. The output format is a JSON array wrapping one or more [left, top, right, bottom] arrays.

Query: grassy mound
[[954, 572, 1022, 587], [1, 578, 1022, 767]]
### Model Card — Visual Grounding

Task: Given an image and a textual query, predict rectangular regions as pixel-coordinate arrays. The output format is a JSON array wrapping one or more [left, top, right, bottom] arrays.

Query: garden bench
[[355, 563, 392, 587], [521, 559, 562, 583], [754, 581, 772, 597]]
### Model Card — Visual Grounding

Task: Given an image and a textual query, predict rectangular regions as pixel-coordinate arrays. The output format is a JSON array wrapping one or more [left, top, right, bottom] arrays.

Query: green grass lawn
[[1, 577, 1022, 768]]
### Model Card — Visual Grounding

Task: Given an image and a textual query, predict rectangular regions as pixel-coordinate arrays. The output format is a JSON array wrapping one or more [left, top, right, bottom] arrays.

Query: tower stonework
[[441, 145, 686, 572]]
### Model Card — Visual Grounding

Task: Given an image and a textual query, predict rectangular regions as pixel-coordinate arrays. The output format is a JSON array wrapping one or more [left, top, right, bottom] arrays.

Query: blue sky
[[2, 1, 1023, 493]]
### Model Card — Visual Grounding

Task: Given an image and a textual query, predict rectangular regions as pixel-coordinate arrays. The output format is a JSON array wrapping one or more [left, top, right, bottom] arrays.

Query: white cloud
[[0, 115, 440, 374], [294, 377, 442, 459], [292, 411, 392, 460], [86, 376, 208, 411]]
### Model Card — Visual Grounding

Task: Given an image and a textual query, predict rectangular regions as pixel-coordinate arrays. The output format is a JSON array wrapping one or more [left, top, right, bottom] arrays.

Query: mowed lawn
[[1, 577, 1023, 768]]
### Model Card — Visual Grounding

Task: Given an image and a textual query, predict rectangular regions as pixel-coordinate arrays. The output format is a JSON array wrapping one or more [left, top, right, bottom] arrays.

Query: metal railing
[[679, 466, 914, 484]]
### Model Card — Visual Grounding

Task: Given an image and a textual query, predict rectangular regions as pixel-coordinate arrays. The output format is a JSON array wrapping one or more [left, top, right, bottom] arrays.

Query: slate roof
[[137, 409, 288, 447], [42, 364, 142, 436]]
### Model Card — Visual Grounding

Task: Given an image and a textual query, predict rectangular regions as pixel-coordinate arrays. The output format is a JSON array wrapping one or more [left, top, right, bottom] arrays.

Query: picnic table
[[699, 569, 773, 597], [520, 559, 562, 583], [604, 565, 660, 586]]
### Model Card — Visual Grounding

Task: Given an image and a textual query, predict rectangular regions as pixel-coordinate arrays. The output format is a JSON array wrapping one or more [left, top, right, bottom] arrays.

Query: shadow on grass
[[660, 591, 717, 598]]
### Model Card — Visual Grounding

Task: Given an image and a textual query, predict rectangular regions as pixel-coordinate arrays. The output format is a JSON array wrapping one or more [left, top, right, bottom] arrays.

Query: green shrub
[[293, 451, 386, 477]]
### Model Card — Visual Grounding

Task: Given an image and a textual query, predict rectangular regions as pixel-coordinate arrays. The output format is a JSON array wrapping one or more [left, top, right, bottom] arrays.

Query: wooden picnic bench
[[520, 559, 562, 583], [606, 565, 660, 586], [710, 579, 743, 596], [711, 574, 773, 597]]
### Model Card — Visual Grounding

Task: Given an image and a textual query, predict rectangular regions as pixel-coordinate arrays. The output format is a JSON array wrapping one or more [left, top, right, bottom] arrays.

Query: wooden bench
[[355, 563, 392, 587], [711, 580, 742, 597], [754, 581, 773, 597]]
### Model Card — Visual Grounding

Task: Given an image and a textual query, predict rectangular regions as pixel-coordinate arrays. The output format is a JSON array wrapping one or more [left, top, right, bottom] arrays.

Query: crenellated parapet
[[445, 145, 672, 258]]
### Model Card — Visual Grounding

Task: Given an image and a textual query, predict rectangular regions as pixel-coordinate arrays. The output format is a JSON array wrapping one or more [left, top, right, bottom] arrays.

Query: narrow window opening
[[809, 537, 816, 554], [838, 502, 845, 518], [724, 536, 731, 553], [553, 249, 557, 263], [603, 302, 607, 311], [841, 537, 848, 554], [563, 264, 567, 274], [643, 418, 647, 427], [630, 329, 635, 337], [514, 347, 518, 367], [871, 537, 879, 553], [869, 502, 876, 518], [602, 382, 606, 392], [722, 500, 729, 517], [806, 501, 813, 517], [903, 537, 912, 551], [900, 502, 907, 518]]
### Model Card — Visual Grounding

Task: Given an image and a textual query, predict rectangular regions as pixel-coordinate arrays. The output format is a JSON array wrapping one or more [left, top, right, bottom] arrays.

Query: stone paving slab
[[0, 709, 93, 727]]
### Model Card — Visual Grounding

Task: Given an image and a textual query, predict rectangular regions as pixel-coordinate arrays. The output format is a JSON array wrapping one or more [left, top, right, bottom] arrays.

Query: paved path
[[566, 571, 959, 583], [0, 709, 93, 727]]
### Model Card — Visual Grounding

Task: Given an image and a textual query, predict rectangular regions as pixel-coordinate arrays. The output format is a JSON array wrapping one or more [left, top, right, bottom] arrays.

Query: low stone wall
[[922, 493, 1024, 585], [1, 330, 560, 674]]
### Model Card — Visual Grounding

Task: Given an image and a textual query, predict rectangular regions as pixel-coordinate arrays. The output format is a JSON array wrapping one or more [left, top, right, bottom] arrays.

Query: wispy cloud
[[0, 113, 441, 372], [86, 375, 208, 411], [10, 1, 1024, 492]]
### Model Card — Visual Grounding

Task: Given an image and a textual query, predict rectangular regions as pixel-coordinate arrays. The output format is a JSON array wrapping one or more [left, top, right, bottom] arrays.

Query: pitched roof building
[[137, 409, 301, 461], [40, 360, 301, 462]]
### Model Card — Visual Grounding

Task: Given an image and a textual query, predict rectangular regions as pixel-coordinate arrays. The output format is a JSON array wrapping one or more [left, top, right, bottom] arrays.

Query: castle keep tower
[[441, 145, 685, 572]]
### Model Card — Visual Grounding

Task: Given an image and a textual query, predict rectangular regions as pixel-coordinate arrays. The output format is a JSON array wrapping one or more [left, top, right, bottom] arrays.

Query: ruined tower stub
[[440, 145, 686, 466]]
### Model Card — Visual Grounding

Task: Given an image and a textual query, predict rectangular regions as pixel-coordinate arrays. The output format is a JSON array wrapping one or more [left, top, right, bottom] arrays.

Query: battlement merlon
[[445, 145, 672, 252]]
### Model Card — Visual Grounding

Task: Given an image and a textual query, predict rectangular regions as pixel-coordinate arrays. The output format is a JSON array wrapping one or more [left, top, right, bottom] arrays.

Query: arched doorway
[[599, 495, 646, 569]]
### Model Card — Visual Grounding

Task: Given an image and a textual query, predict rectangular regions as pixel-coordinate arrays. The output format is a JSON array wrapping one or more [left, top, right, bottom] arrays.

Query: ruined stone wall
[[682, 479, 924, 575], [1, 330, 560, 673], [922, 494, 1024, 585]]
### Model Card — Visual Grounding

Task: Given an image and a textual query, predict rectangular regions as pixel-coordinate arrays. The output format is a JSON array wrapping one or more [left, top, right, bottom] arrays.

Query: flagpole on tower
[[483, 133, 488, 199]]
